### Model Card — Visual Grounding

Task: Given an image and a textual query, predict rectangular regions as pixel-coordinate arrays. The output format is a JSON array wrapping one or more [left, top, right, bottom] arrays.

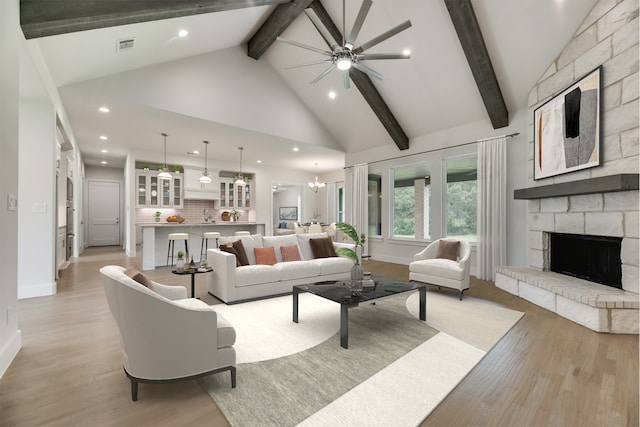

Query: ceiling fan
[[277, 0, 412, 89]]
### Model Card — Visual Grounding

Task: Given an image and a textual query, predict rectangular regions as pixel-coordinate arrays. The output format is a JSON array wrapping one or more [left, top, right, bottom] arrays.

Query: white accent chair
[[99, 265, 236, 401], [327, 222, 337, 241], [409, 239, 471, 300], [307, 223, 323, 234], [294, 222, 305, 234]]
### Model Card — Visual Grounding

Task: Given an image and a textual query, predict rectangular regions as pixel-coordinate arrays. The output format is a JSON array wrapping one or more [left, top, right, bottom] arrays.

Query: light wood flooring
[[0, 247, 637, 426]]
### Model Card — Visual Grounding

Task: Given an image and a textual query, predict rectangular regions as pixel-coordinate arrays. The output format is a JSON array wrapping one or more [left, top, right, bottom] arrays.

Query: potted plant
[[173, 165, 182, 173], [334, 222, 366, 290], [230, 208, 240, 222], [176, 251, 185, 273], [152, 211, 162, 222]]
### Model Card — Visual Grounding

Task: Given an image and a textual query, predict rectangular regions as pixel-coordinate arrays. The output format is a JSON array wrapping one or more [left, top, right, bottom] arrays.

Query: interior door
[[88, 180, 120, 246]]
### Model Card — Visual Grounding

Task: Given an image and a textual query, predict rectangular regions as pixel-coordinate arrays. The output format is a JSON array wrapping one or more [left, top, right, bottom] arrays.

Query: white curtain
[[326, 182, 337, 224], [477, 136, 507, 281], [352, 163, 368, 257]]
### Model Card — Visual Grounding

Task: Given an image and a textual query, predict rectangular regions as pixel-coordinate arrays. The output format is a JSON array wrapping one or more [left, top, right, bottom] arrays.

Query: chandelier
[[308, 163, 326, 193]]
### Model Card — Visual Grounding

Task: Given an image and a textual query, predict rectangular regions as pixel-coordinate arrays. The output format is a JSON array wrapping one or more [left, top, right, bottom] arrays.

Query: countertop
[[137, 222, 261, 227]]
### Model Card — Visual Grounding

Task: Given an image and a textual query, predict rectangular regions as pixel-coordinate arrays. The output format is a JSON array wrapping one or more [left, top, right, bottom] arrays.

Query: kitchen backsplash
[[135, 200, 250, 224]]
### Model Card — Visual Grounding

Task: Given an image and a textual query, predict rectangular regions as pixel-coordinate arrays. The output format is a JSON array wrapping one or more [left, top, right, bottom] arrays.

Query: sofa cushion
[[281, 245, 301, 262], [219, 234, 264, 265], [436, 240, 460, 261], [235, 265, 280, 287], [313, 257, 354, 275], [263, 234, 298, 263], [254, 247, 277, 266], [220, 241, 249, 266], [219, 244, 241, 267], [296, 233, 329, 261], [274, 260, 321, 280], [410, 258, 464, 280], [124, 267, 154, 290], [309, 237, 337, 259]]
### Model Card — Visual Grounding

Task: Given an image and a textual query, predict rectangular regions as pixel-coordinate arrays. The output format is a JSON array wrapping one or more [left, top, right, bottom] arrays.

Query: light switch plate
[[32, 202, 47, 213], [7, 193, 16, 211]]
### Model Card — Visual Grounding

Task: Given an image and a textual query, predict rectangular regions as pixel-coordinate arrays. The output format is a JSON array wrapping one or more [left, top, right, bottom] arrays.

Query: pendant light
[[157, 132, 172, 180], [234, 147, 246, 186], [308, 163, 326, 193], [199, 140, 212, 184]]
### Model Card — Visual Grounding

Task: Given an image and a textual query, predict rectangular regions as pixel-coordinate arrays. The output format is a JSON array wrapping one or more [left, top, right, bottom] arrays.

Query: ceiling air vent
[[116, 38, 135, 53]]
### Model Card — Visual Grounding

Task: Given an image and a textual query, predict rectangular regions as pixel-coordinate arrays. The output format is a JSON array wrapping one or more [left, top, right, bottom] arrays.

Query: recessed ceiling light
[[98, 106, 110, 113], [403, 49, 411, 57], [192, 150, 199, 154], [328, 91, 336, 99], [257, 160, 262, 163], [178, 29, 188, 38], [101, 160, 107, 165], [99, 135, 108, 140], [293, 147, 299, 152], [101, 149, 108, 153]]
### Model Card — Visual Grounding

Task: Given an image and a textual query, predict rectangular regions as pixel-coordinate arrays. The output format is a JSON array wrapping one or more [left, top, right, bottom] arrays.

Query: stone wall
[[526, 0, 639, 293]]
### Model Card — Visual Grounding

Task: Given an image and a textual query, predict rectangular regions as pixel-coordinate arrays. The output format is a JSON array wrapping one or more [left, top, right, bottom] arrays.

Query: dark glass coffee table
[[293, 278, 426, 349]]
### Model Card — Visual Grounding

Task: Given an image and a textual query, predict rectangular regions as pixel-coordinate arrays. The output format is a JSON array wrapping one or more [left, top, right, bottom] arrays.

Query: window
[[368, 174, 381, 236], [337, 183, 345, 222], [392, 164, 430, 239], [445, 155, 477, 241]]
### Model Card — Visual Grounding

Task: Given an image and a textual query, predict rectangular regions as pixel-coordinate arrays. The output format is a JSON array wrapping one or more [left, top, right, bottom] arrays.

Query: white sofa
[[100, 265, 236, 400], [207, 233, 355, 303]]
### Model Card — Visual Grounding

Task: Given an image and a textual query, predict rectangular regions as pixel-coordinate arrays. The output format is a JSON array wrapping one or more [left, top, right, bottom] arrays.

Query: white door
[[88, 180, 120, 246]]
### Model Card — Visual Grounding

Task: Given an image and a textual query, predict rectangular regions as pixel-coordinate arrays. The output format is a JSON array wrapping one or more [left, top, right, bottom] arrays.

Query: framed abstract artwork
[[533, 66, 601, 180], [279, 206, 298, 220]]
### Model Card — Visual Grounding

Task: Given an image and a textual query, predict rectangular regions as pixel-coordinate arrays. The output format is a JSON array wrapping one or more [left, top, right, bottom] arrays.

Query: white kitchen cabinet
[[219, 177, 252, 209], [136, 170, 183, 208], [183, 167, 220, 200]]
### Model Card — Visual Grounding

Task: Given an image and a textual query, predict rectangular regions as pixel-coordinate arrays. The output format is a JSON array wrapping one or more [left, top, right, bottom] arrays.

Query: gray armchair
[[99, 265, 236, 401]]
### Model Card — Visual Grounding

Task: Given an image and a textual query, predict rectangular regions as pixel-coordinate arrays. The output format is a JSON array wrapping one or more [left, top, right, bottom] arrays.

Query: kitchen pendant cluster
[[157, 133, 172, 181]]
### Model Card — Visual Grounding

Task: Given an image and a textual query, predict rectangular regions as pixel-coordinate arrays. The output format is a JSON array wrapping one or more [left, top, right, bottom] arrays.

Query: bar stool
[[167, 233, 189, 266], [200, 231, 221, 260], [234, 231, 250, 236]]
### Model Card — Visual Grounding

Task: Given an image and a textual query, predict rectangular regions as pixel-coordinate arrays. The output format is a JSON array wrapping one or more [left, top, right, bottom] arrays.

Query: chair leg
[[166, 240, 173, 266], [230, 366, 236, 388], [459, 289, 464, 300], [184, 240, 189, 261], [200, 238, 206, 261], [131, 378, 138, 401]]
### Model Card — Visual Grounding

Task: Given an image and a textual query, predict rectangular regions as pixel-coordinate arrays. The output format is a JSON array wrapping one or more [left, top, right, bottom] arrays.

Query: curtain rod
[[345, 132, 520, 168]]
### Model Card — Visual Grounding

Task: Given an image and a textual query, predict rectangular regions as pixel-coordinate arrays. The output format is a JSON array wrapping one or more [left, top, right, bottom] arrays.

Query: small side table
[[171, 264, 213, 298]]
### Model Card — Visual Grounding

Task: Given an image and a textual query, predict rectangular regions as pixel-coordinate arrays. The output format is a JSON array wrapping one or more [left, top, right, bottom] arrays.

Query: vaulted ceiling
[[21, 0, 598, 171]]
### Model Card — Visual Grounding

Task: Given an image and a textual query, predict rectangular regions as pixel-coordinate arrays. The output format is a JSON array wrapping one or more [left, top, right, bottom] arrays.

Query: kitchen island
[[138, 222, 265, 270]]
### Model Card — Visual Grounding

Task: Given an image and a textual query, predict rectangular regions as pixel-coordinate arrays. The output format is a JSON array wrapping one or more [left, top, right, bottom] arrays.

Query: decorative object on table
[[189, 256, 196, 271], [230, 208, 240, 222], [234, 147, 246, 186], [166, 215, 185, 223], [335, 222, 366, 293], [276, 0, 411, 90], [176, 251, 186, 273], [153, 211, 161, 222], [221, 211, 231, 221], [279, 206, 298, 221], [199, 140, 213, 184], [533, 66, 601, 180], [157, 133, 172, 181]]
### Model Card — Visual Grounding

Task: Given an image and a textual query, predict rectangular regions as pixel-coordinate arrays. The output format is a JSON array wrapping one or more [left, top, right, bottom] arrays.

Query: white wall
[[0, 0, 22, 378]]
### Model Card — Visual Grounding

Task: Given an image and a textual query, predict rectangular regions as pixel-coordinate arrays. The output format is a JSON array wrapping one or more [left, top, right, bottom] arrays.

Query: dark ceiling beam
[[248, 0, 314, 59], [306, 0, 409, 150], [20, 0, 290, 39], [443, 0, 509, 129]]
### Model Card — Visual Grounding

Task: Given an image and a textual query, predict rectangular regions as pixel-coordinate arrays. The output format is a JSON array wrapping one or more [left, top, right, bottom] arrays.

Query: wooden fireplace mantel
[[514, 174, 639, 200]]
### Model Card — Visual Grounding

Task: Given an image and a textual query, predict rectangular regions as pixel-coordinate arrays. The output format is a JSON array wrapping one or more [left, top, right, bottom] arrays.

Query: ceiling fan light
[[336, 58, 352, 70]]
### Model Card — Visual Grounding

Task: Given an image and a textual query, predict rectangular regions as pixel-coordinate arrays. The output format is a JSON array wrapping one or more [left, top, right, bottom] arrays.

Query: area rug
[[202, 290, 524, 426]]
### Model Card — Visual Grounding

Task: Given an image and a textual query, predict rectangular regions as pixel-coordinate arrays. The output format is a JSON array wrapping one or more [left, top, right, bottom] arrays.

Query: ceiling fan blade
[[276, 37, 331, 56], [354, 20, 412, 54], [357, 53, 410, 60], [310, 64, 336, 85], [343, 71, 351, 89], [347, 0, 373, 45], [305, 8, 342, 49], [285, 59, 332, 70], [352, 62, 384, 81]]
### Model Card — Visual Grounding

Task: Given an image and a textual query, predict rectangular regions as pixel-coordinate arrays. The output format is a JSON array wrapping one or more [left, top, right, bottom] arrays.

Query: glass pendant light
[[199, 140, 212, 184], [234, 147, 246, 186], [157, 133, 172, 180]]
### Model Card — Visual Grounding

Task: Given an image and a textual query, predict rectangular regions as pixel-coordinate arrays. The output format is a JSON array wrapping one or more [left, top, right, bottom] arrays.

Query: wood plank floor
[[0, 247, 637, 426]]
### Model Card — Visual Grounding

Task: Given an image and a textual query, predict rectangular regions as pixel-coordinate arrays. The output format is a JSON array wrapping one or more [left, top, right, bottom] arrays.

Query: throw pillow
[[219, 244, 241, 267], [436, 240, 460, 261], [231, 239, 250, 266], [124, 266, 154, 290], [281, 245, 301, 262], [309, 237, 338, 259], [254, 247, 277, 266]]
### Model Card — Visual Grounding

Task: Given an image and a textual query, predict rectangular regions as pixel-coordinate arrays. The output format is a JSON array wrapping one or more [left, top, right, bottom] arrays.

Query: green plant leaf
[[335, 247, 358, 264], [335, 222, 359, 244]]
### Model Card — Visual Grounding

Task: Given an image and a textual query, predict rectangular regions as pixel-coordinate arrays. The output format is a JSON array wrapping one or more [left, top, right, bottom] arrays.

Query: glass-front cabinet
[[135, 170, 183, 208], [219, 176, 252, 209]]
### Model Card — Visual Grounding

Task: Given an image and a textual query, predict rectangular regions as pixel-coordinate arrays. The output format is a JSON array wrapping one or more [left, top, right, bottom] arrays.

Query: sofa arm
[[152, 281, 188, 300], [207, 249, 237, 303]]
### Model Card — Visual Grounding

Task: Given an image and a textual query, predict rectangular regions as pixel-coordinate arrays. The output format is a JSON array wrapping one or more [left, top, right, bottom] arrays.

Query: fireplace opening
[[550, 233, 622, 289]]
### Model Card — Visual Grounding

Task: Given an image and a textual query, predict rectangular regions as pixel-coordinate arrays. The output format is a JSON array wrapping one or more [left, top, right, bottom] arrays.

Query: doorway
[[87, 180, 121, 246]]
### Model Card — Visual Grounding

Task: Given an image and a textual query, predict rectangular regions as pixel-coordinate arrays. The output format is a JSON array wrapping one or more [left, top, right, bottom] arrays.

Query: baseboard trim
[[18, 281, 57, 299], [0, 329, 22, 378]]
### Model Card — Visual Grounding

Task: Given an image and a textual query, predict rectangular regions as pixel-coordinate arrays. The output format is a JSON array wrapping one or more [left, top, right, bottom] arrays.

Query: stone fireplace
[[496, 175, 639, 334]]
